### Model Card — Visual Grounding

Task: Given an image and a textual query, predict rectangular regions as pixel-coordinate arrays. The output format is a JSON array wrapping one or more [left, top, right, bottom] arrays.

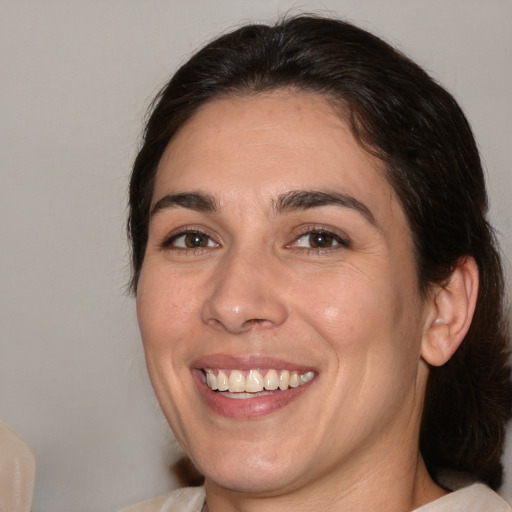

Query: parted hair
[[128, 16, 511, 488]]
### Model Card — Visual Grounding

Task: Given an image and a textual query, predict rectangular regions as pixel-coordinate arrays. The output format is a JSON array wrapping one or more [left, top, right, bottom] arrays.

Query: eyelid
[[160, 225, 221, 250], [157, 223, 350, 253], [287, 224, 351, 250]]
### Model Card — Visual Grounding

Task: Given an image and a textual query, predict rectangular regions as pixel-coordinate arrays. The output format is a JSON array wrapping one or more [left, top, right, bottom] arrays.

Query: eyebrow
[[150, 189, 376, 226], [275, 190, 376, 225], [150, 192, 219, 217]]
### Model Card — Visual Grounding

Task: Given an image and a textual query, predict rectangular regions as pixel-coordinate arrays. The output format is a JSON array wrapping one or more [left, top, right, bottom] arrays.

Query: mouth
[[203, 368, 315, 397], [191, 357, 317, 418]]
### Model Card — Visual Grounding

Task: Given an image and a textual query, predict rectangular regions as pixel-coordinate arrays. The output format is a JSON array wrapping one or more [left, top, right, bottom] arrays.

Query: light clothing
[[413, 483, 511, 511], [120, 483, 511, 511], [120, 487, 205, 512]]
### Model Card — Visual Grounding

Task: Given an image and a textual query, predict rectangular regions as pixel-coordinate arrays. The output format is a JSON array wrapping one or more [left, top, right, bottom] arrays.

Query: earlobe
[[421, 257, 479, 367]]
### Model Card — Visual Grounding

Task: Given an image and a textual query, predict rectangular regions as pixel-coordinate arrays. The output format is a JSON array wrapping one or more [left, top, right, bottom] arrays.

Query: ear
[[421, 257, 479, 367]]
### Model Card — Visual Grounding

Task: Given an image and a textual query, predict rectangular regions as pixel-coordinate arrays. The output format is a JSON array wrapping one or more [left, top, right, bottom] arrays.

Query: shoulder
[[413, 483, 511, 511], [119, 487, 205, 512]]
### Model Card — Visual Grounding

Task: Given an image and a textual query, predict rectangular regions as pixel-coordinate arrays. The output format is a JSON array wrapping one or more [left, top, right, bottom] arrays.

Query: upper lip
[[191, 353, 317, 372]]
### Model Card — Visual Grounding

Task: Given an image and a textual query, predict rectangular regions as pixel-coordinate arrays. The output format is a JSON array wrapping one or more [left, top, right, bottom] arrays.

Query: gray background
[[1, 1, 510, 511]]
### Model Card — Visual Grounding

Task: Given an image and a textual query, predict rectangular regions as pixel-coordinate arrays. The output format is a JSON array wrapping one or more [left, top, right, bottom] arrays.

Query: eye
[[164, 230, 219, 250], [292, 229, 349, 250]]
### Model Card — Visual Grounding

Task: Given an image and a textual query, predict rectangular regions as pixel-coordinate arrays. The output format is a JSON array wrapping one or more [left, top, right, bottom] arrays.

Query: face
[[137, 92, 432, 495]]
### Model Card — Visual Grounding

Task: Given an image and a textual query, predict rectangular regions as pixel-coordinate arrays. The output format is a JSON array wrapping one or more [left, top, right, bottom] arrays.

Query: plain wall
[[0, 1, 510, 511]]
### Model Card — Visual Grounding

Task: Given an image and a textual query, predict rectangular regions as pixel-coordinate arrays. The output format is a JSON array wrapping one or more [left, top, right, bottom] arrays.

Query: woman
[[124, 16, 511, 512]]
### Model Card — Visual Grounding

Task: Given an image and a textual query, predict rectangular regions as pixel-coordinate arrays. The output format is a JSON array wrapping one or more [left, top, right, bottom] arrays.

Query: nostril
[[242, 318, 266, 327]]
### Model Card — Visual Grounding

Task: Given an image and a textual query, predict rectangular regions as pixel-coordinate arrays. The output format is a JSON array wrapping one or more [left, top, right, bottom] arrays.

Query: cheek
[[292, 271, 385, 336], [135, 268, 200, 434], [136, 267, 201, 359], [292, 263, 421, 363]]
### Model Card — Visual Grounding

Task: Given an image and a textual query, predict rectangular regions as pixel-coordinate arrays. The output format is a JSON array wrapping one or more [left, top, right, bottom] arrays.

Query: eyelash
[[159, 226, 350, 254], [160, 227, 220, 253], [289, 226, 351, 253]]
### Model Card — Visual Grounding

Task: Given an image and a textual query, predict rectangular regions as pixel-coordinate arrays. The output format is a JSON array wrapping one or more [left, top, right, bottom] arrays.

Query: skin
[[136, 91, 451, 511]]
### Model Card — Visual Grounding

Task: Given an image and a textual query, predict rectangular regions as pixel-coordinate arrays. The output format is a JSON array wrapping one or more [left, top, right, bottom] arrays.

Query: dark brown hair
[[128, 15, 511, 488]]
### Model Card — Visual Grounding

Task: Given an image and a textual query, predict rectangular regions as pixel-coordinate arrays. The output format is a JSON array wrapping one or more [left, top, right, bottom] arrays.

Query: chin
[[193, 442, 304, 495]]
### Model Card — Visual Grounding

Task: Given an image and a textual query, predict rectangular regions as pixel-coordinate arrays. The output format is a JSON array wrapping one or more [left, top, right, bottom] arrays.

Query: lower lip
[[192, 370, 312, 418]]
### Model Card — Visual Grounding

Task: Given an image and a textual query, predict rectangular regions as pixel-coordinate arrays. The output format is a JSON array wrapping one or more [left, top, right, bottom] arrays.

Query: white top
[[120, 483, 511, 512]]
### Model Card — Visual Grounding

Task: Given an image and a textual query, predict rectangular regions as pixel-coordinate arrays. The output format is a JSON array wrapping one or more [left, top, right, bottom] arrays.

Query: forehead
[[153, 91, 400, 224]]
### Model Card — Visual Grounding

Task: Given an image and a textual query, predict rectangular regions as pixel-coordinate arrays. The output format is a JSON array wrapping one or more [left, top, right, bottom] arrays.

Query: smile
[[192, 361, 317, 417], [204, 368, 315, 394]]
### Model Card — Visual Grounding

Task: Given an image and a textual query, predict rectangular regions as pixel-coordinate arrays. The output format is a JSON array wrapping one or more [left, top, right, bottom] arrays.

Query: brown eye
[[308, 232, 335, 248], [184, 232, 209, 248], [167, 231, 218, 249], [293, 230, 348, 250]]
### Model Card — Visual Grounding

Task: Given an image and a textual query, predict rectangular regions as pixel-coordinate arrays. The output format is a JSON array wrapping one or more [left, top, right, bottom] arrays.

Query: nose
[[200, 248, 289, 334]]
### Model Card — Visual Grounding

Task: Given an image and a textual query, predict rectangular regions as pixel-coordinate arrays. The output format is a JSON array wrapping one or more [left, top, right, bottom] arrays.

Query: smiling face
[[136, 92, 434, 498]]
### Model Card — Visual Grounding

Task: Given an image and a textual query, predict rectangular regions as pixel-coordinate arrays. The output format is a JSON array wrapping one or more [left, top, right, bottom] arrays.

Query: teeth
[[228, 370, 245, 392], [217, 370, 228, 391], [204, 368, 314, 394], [222, 391, 272, 399], [206, 370, 217, 390], [264, 369, 279, 390], [300, 371, 315, 384], [279, 370, 290, 390], [245, 370, 264, 392], [289, 372, 300, 388]]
